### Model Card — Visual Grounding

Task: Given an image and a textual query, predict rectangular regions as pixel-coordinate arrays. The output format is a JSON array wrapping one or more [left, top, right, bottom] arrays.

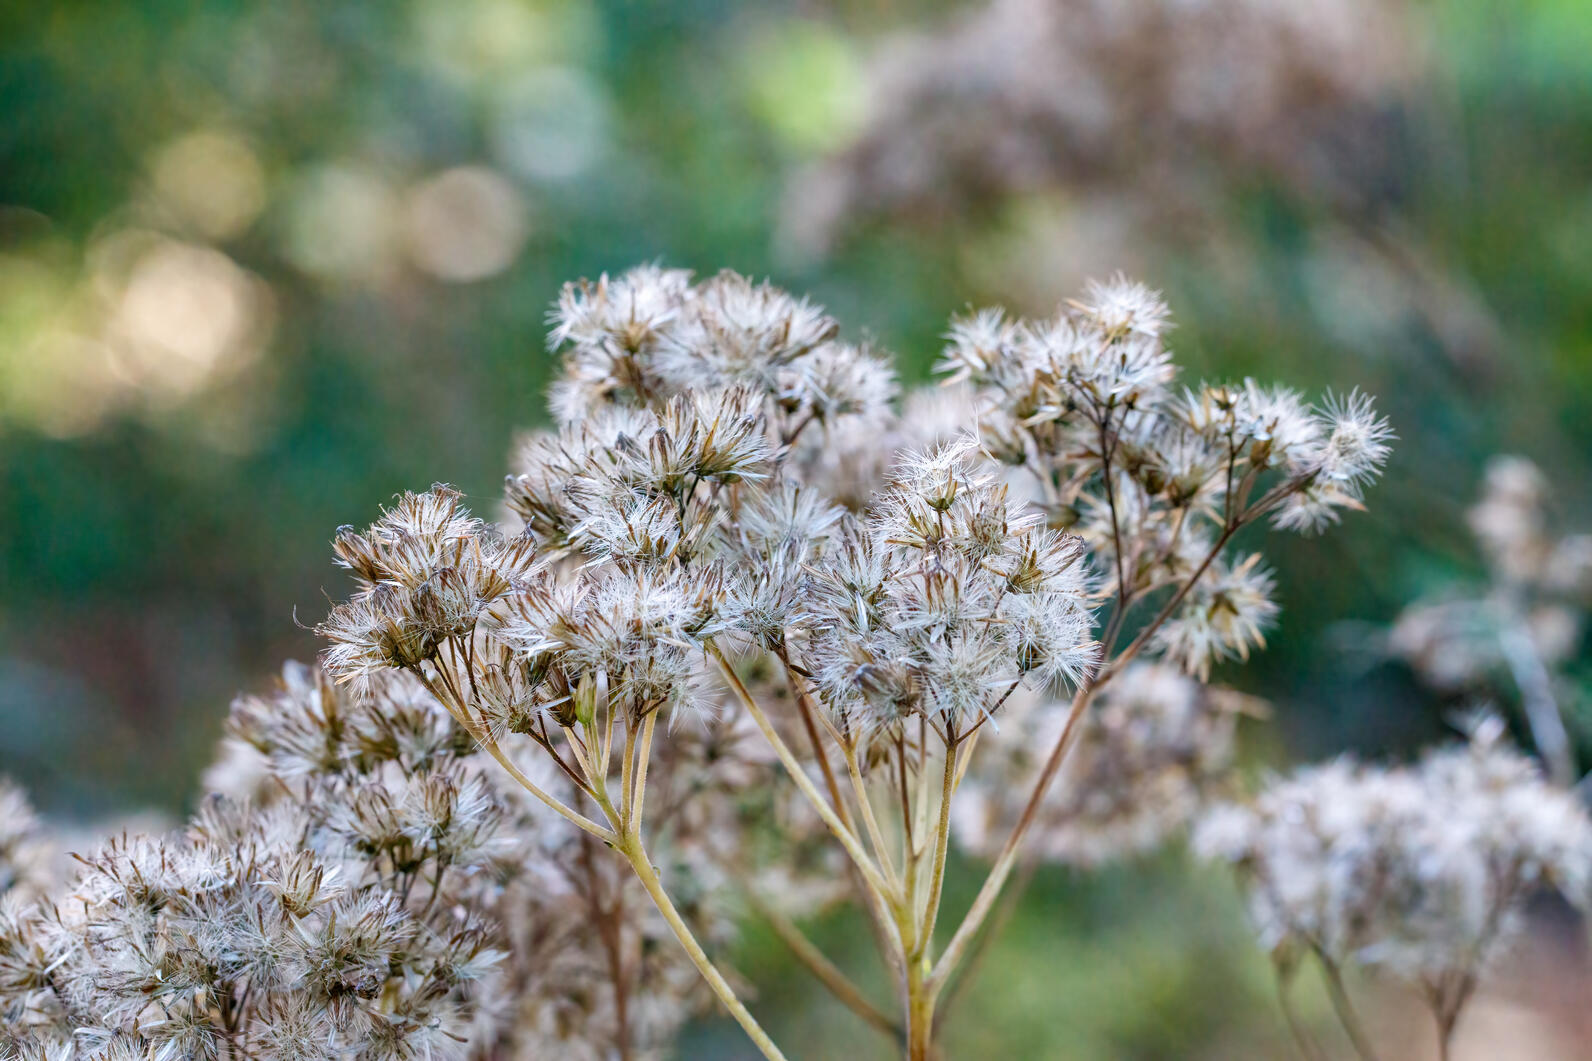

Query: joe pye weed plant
[[313, 265, 1394, 1060], [6, 265, 1583, 1061]]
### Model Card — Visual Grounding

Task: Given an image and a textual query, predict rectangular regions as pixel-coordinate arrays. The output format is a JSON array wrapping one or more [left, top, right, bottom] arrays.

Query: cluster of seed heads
[[1198, 716, 1592, 1050], [784, 0, 1418, 258], [38, 265, 1583, 1061]]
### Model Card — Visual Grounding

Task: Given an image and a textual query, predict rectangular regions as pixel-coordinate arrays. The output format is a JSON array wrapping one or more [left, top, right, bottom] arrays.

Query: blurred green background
[[2, 0, 1590, 1055]]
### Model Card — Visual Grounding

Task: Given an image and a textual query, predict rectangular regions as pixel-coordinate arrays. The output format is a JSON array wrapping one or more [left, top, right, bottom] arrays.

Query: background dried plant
[[6, 3, 1592, 1055], [2, 263, 1588, 1061], [308, 265, 1396, 1059]]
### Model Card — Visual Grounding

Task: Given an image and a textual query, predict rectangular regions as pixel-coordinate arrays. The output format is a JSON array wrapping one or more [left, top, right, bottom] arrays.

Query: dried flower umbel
[[784, 0, 1506, 373], [307, 265, 1390, 1060], [0, 657, 803, 1060], [1198, 717, 1592, 1061], [0, 666, 507, 1060], [786, 0, 1417, 255], [1389, 455, 1592, 786]]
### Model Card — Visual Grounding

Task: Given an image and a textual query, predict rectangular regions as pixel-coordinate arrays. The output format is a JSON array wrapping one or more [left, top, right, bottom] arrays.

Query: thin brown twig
[[749, 891, 903, 1043]]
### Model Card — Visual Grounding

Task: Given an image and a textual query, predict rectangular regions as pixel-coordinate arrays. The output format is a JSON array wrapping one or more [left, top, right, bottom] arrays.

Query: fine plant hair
[[1198, 715, 1592, 1061], [301, 264, 1394, 1061]]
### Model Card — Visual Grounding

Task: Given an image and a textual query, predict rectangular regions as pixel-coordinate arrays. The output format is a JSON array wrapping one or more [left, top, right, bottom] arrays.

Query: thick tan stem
[[906, 957, 936, 1061], [711, 644, 896, 900], [918, 741, 958, 949], [620, 834, 789, 1061]]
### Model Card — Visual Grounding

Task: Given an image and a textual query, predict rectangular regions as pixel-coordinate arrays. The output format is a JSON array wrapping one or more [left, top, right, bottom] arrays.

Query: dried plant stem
[[410, 665, 616, 843], [750, 891, 902, 1042], [619, 715, 637, 816], [618, 830, 789, 1061], [600, 721, 788, 1061], [918, 741, 958, 946], [783, 653, 918, 973], [1274, 967, 1326, 1061], [845, 743, 903, 890], [422, 652, 786, 1061], [1434, 1013, 1454, 1061], [717, 646, 956, 1059], [626, 711, 658, 833], [478, 734, 616, 841], [901, 742, 960, 1061], [936, 857, 1039, 1023], [1314, 951, 1382, 1061], [906, 955, 936, 1061], [1102, 525, 1236, 684], [779, 644, 853, 829], [931, 525, 1235, 996], [706, 485, 1250, 1055], [1423, 972, 1475, 1061], [928, 681, 1098, 988], [711, 644, 896, 902], [899, 742, 919, 904]]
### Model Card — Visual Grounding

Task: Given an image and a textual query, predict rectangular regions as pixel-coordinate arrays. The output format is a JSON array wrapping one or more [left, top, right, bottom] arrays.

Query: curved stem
[[929, 682, 1099, 986], [711, 644, 896, 901], [750, 891, 902, 1043], [620, 832, 789, 1061], [408, 666, 615, 842], [1314, 951, 1381, 1061], [478, 736, 616, 842], [1274, 966, 1326, 1061]]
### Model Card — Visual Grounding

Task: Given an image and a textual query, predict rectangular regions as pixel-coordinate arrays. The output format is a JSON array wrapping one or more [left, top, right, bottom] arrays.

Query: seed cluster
[[8, 266, 1531, 1061]]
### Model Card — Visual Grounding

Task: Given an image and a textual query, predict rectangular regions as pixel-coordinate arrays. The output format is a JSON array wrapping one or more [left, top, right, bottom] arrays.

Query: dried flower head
[[1198, 717, 1592, 1036]]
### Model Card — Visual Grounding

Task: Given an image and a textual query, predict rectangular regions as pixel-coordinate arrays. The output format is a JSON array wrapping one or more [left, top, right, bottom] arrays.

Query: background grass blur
[[2, 0, 1591, 1055]]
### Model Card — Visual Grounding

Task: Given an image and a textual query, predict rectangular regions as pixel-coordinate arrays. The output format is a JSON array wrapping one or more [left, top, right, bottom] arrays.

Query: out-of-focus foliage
[[3, 0, 1591, 1055]]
